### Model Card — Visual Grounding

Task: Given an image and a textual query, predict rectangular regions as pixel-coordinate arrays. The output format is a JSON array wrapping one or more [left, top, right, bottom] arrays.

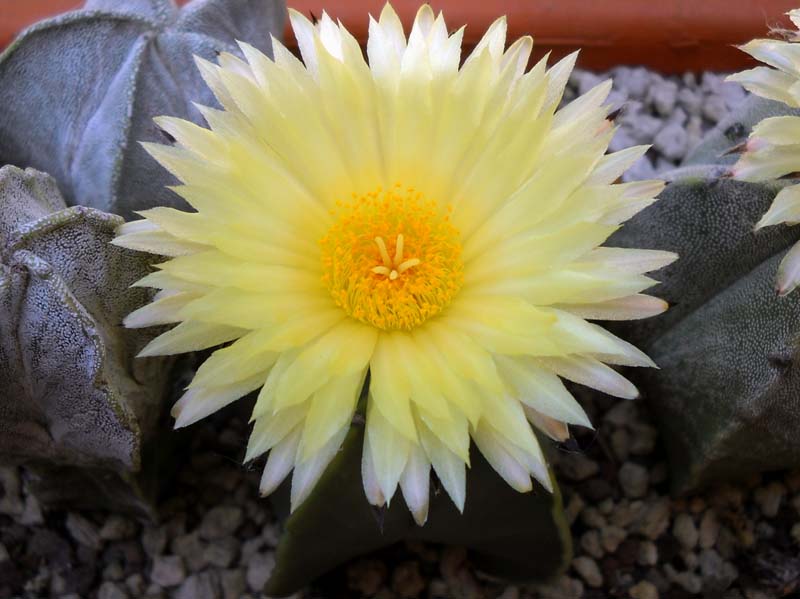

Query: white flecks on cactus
[[0, 0, 285, 219], [0, 165, 171, 515]]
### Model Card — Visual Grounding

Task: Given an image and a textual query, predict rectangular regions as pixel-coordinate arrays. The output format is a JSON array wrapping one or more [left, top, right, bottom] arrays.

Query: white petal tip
[[411, 507, 429, 527]]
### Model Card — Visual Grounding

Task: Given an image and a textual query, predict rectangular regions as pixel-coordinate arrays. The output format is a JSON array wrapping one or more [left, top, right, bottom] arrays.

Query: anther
[[374, 236, 392, 267], [372, 234, 420, 280], [394, 234, 405, 264], [398, 258, 420, 273]]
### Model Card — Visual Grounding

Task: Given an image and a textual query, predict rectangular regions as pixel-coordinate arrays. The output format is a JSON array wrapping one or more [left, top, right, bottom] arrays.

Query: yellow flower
[[114, 3, 674, 525], [729, 9, 800, 295]]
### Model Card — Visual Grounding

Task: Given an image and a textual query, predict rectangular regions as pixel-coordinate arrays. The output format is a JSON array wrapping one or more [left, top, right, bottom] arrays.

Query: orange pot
[[0, 0, 797, 72]]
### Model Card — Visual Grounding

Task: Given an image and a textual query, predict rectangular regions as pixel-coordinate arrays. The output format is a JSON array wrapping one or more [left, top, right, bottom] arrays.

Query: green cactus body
[[610, 96, 800, 493], [0, 165, 174, 515], [265, 426, 571, 597], [0, 0, 284, 219]]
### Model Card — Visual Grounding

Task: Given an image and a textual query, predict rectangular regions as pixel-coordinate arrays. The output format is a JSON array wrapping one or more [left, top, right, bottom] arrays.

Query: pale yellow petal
[[757, 184, 800, 228], [777, 240, 800, 296], [418, 418, 466, 512], [298, 369, 365, 460], [272, 320, 377, 411], [495, 355, 591, 427], [138, 321, 245, 357], [366, 397, 411, 504], [124, 290, 201, 329], [172, 370, 268, 428], [727, 67, 800, 107]]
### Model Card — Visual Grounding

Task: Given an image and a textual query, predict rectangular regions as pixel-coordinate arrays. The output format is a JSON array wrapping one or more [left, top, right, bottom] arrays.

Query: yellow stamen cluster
[[320, 185, 463, 331]]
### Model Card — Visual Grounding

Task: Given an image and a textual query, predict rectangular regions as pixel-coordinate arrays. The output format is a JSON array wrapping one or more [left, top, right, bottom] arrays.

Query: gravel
[[2, 67, 799, 599]]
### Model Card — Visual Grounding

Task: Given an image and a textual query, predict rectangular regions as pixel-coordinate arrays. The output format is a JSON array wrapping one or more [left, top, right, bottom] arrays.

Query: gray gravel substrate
[[3, 68, 797, 599]]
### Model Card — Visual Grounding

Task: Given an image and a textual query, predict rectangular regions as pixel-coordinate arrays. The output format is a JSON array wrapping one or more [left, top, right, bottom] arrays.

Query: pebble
[[97, 581, 129, 599], [440, 547, 482, 598], [637, 541, 658, 566], [246, 551, 275, 591], [619, 462, 649, 498], [648, 79, 679, 115], [564, 494, 585, 525], [572, 556, 603, 588], [559, 453, 599, 481], [100, 515, 137, 541], [618, 67, 652, 98], [673, 513, 699, 549], [141, 526, 167, 557], [664, 564, 702, 594], [0, 468, 24, 517], [699, 548, 738, 591], [611, 500, 644, 528], [629, 580, 659, 599], [497, 587, 519, 599], [629, 424, 658, 456], [125, 573, 145, 595], [653, 122, 689, 161], [65, 513, 101, 550], [204, 536, 239, 568], [199, 506, 244, 540], [623, 113, 664, 145], [103, 561, 125, 582], [392, 561, 426, 598], [678, 87, 702, 115], [175, 572, 221, 599], [634, 499, 671, 539], [604, 402, 638, 427], [581, 506, 607, 529], [220, 569, 246, 599], [172, 532, 207, 571], [600, 525, 627, 553], [699, 510, 720, 549], [537, 575, 584, 599], [150, 555, 186, 587], [20, 493, 44, 525], [754, 481, 785, 517], [610, 429, 631, 461], [580, 530, 604, 559]]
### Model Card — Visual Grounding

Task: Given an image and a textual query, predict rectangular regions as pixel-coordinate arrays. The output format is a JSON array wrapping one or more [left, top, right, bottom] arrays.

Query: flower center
[[320, 184, 463, 331]]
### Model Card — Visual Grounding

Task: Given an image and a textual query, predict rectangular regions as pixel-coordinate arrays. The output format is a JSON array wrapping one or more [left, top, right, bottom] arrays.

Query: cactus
[[0, 165, 172, 515], [265, 427, 571, 596], [0, 0, 285, 219], [609, 95, 800, 493]]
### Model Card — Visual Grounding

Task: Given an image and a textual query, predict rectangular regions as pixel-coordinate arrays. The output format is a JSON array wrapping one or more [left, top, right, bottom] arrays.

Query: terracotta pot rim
[[1, 0, 798, 72]]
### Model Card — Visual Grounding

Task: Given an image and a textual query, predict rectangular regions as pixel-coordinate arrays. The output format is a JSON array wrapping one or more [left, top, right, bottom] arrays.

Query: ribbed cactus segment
[[264, 427, 571, 596], [609, 96, 800, 492], [0, 0, 285, 219], [0, 165, 173, 515]]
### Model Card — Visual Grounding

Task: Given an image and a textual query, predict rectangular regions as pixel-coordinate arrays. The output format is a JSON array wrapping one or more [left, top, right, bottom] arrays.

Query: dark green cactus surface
[[0, 0, 285, 219], [265, 427, 571, 597], [610, 96, 800, 494], [0, 165, 173, 515]]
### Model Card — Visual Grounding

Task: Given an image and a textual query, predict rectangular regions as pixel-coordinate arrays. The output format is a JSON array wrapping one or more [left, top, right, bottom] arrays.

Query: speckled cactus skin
[[610, 96, 800, 494], [0, 0, 285, 219], [0, 165, 172, 514]]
